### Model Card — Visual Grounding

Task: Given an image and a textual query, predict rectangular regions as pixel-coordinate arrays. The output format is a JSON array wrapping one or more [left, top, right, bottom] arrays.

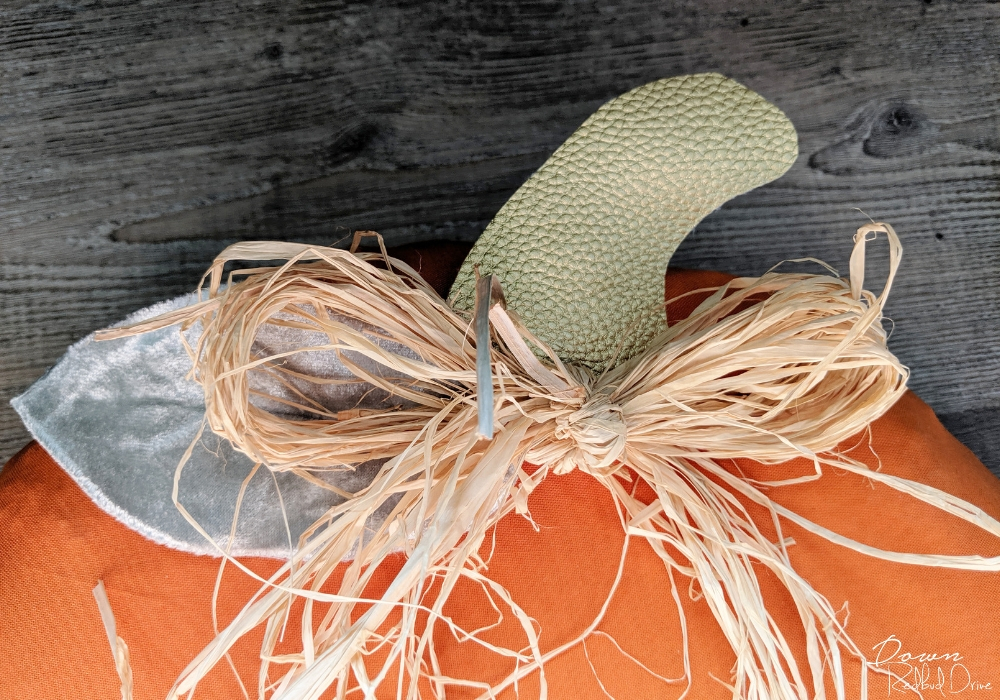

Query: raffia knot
[[547, 394, 627, 476]]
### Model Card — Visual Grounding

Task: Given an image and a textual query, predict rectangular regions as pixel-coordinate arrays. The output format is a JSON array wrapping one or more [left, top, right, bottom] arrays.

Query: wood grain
[[3, 0, 999, 474]]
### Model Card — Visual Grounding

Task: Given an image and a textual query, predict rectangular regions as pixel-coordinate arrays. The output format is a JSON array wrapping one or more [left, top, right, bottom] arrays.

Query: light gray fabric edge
[[10, 292, 386, 560], [14, 396, 209, 555]]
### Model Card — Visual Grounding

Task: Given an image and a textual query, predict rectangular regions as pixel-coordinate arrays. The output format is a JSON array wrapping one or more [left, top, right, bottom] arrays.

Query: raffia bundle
[[96, 222, 1000, 700]]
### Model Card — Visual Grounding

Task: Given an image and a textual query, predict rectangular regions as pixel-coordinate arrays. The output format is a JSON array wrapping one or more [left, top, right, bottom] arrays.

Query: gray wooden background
[[2, 0, 999, 473]]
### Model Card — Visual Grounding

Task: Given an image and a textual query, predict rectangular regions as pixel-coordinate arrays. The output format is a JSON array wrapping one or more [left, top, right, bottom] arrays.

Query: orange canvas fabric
[[2, 265, 1000, 699]]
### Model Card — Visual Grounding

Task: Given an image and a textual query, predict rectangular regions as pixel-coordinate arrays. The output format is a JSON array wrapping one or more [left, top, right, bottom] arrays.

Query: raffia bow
[[98, 223, 1000, 700]]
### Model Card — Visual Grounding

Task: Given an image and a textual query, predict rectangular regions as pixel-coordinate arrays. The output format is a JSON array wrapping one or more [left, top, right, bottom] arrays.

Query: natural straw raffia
[[92, 580, 134, 700], [96, 223, 1000, 700]]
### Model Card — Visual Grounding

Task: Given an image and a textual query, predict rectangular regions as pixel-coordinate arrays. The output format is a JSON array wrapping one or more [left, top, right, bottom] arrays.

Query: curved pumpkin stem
[[449, 73, 798, 372]]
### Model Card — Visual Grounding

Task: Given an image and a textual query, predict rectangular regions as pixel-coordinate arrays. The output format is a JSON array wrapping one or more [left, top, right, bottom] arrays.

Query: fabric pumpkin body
[[3, 253, 998, 700]]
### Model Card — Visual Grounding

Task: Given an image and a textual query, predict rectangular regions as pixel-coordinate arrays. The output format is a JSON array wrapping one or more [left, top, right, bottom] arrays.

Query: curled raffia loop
[[96, 222, 1000, 700]]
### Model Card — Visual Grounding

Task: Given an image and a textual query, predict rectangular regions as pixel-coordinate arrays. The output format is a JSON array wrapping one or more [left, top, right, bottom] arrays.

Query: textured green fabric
[[449, 73, 798, 371]]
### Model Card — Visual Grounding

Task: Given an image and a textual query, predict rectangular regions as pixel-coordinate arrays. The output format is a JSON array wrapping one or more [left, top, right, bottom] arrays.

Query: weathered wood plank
[[3, 0, 1000, 473]]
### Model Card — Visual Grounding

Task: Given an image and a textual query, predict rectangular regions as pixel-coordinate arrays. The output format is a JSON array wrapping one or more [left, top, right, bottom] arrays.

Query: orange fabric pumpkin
[[2, 264, 998, 699]]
